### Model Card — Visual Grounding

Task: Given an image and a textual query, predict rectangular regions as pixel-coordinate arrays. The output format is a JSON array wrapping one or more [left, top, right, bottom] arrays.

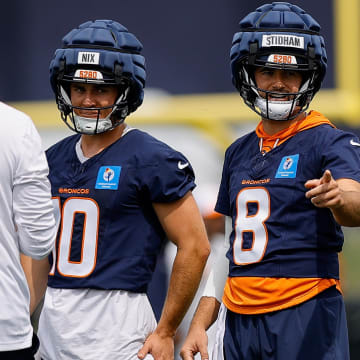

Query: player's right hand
[[179, 327, 209, 360], [305, 169, 344, 209]]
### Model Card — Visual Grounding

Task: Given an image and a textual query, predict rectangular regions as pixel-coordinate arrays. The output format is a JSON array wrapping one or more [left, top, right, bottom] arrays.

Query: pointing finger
[[320, 169, 332, 184]]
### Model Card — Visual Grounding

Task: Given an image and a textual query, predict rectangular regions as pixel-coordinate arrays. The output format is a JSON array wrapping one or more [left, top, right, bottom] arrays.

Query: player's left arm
[[138, 191, 210, 360], [305, 169, 360, 226]]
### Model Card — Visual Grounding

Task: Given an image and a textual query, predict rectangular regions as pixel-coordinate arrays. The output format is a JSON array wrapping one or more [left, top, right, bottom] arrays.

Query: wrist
[[153, 324, 176, 339], [188, 321, 207, 334]]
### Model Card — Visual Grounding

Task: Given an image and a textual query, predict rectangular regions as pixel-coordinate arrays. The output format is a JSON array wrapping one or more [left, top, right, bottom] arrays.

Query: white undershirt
[[39, 288, 156, 359], [75, 124, 133, 163], [202, 216, 231, 302]]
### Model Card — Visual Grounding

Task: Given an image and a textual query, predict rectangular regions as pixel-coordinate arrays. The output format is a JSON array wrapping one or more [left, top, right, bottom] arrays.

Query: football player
[[36, 20, 210, 360], [180, 2, 360, 360]]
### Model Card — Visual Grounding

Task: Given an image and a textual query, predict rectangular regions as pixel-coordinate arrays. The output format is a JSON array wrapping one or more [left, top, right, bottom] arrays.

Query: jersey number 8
[[233, 187, 270, 265]]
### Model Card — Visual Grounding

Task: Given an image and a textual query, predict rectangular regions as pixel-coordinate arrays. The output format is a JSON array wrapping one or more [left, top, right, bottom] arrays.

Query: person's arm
[[20, 254, 50, 316], [14, 117, 57, 259], [180, 216, 231, 360], [179, 297, 220, 360], [305, 169, 360, 226], [137, 191, 210, 360]]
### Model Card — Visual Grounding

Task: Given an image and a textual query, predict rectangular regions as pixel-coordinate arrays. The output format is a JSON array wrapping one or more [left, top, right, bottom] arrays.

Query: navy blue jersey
[[47, 129, 195, 292], [216, 124, 360, 279]]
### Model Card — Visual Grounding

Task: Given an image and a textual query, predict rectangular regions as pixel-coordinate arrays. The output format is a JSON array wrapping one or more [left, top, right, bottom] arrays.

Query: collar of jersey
[[256, 111, 335, 153]]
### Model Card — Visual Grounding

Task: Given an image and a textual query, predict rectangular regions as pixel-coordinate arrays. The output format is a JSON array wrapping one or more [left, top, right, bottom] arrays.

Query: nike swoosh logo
[[178, 161, 189, 170], [350, 139, 360, 147]]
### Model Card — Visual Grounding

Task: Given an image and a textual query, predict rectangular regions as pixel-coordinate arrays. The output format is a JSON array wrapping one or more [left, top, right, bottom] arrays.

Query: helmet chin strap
[[60, 86, 129, 134]]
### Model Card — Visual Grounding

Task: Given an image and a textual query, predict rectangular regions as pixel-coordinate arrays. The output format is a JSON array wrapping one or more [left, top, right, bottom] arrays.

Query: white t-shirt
[[0, 102, 56, 351]]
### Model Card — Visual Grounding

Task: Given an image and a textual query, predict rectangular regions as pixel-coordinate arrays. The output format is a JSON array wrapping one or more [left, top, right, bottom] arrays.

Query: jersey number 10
[[50, 197, 100, 277]]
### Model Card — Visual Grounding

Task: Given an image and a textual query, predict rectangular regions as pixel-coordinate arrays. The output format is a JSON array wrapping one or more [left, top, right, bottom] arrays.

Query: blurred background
[[2, 0, 360, 357]]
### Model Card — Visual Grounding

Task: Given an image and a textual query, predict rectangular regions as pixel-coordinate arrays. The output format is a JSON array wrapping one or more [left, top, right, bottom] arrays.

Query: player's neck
[[80, 123, 126, 158], [261, 112, 306, 136]]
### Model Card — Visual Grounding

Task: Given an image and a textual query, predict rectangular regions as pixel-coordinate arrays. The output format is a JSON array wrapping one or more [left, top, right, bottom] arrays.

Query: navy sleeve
[[140, 148, 196, 203], [320, 129, 360, 182], [215, 147, 231, 216]]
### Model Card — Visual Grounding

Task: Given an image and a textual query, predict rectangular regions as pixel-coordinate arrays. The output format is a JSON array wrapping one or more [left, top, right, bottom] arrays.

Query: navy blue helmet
[[49, 20, 146, 134], [230, 2, 327, 120]]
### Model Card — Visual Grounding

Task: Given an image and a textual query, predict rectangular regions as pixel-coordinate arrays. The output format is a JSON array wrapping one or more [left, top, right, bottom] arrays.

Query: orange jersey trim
[[223, 277, 341, 314], [256, 110, 336, 153]]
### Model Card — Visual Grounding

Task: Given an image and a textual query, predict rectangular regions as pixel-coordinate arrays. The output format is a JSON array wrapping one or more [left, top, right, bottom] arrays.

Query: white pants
[[38, 288, 156, 360]]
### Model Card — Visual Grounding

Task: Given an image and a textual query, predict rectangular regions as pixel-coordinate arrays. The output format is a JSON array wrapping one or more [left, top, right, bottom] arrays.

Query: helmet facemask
[[237, 50, 319, 121], [56, 68, 131, 135]]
